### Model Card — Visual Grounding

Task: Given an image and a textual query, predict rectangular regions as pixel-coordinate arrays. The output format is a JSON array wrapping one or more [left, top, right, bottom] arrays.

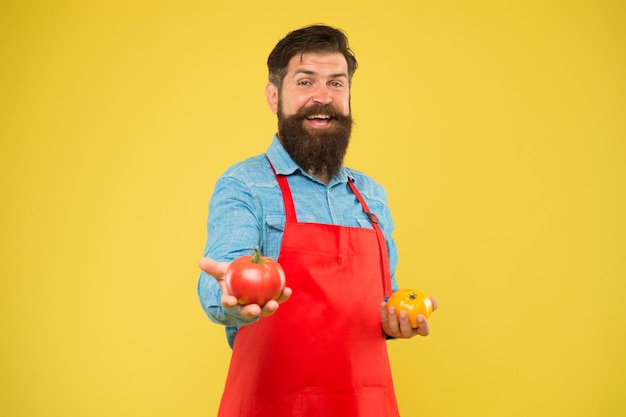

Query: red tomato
[[387, 288, 433, 328], [225, 251, 286, 307]]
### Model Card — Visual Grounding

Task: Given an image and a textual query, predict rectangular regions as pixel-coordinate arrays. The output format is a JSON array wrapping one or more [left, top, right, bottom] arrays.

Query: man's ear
[[265, 82, 279, 114]]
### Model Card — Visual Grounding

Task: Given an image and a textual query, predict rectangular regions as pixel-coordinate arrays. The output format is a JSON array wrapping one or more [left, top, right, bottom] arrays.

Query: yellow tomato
[[387, 288, 433, 328]]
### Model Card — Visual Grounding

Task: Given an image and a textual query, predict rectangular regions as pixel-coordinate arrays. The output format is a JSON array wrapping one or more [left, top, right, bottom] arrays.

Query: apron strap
[[267, 158, 297, 223], [348, 179, 393, 299]]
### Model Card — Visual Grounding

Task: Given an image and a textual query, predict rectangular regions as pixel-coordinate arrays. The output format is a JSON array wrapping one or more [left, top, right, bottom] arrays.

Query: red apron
[[217, 167, 399, 417]]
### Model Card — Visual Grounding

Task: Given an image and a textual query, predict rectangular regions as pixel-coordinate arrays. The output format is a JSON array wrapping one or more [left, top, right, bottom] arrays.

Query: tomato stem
[[251, 249, 263, 264]]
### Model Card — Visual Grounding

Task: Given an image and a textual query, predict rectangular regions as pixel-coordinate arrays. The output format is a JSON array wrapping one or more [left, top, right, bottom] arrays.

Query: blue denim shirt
[[197, 134, 399, 348]]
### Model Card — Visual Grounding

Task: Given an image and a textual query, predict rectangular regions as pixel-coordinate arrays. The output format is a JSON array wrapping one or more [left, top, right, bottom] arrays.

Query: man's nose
[[312, 84, 332, 105]]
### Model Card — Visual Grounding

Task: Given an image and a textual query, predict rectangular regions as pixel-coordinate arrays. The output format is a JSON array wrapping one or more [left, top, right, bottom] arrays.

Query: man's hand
[[380, 296, 439, 339], [198, 257, 292, 319]]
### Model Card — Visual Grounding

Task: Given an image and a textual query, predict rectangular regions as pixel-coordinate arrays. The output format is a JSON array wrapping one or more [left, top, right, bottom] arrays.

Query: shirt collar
[[265, 133, 354, 185]]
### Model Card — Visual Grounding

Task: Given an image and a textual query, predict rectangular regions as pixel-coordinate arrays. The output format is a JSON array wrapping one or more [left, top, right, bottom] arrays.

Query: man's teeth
[[307, 114, 331, 120]]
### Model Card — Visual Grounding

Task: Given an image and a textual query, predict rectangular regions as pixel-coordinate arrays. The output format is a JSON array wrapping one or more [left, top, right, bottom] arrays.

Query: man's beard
[[277, 102, 353, 179]]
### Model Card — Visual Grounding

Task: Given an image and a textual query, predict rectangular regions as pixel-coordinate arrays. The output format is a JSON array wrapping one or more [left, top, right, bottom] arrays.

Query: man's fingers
[[415, 315, 431, 336], [198, 257, 230, 280], [379, 302, 393, 335], [430, 296, 439, 312], [381, 302, 435, 338], [382, 303, 402, 337], [260, 300, 279, 317], [276, 287, 293, 303], [240, 303, 262, 319], [397, 310, 416, 338], [380, 302, 389, 326], [221, 294, 239, 309]]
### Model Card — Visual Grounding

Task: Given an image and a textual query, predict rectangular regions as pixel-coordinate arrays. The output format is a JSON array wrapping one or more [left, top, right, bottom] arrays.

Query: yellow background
[[2, 1, 625, 416]]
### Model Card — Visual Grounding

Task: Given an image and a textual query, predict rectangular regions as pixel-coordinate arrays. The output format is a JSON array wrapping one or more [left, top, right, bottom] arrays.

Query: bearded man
[[197, 24, 437, 417]]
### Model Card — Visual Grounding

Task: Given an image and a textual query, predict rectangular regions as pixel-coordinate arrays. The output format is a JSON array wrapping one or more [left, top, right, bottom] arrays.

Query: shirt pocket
[[262, 214, 315, 259]]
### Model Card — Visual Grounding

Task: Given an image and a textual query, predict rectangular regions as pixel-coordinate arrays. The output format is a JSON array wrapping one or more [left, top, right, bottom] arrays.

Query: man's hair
[[267, 25, 358, 88]]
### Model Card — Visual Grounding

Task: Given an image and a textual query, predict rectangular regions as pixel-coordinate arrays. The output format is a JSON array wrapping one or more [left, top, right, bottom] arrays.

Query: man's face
[[272, 52, 351, 120], [265, 52, 353, 178]]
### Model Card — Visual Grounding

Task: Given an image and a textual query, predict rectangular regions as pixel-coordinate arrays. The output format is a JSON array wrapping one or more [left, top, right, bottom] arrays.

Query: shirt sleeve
[[197, 173, 262, 330]]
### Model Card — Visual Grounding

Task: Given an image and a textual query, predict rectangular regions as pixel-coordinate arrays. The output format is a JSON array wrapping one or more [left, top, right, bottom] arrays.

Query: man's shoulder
[[214, 153, 283, 193], [221, 154, 271, 179]]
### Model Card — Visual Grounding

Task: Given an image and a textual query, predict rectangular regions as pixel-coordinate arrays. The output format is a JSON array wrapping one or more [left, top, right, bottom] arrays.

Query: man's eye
[[298, 80, 311, 86], [329, 81, 343, 87]]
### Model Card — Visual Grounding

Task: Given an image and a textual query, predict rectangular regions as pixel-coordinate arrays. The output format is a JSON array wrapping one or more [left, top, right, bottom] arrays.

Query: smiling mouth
[[307, 114, 332, 120], [305, 114, 332, 127]]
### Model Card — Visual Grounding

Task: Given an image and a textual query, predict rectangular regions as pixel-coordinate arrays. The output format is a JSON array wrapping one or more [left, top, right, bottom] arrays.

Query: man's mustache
[[295, 103, 350, 120]]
